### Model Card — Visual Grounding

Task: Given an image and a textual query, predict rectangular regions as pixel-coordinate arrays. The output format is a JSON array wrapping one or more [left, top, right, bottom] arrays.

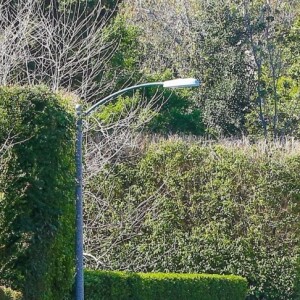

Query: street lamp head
[[163, 78, 200, 89]]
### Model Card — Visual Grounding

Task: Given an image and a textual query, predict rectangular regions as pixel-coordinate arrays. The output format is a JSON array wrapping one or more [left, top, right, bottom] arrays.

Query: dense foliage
[[84, 270, 248, 300], [0, 87, 75, 300], [85, 140, 300, 299], [121, 0, 300, 138]]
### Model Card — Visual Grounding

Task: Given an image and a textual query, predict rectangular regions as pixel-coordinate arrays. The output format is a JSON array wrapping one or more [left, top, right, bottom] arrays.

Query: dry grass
[[132, 134, 300, 161]]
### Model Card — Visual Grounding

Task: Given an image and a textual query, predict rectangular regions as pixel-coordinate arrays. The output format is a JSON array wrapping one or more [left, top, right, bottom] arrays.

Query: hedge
[[85, 139, 300, 299], [0, 86, 75, 300], [84, 270, 248, 300]]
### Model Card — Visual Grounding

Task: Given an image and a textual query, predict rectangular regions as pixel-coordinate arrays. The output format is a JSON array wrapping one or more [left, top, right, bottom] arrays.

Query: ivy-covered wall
[[0, 86, 76, 300]]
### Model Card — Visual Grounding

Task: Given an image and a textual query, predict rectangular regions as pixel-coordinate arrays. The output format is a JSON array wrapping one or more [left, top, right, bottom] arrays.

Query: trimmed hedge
[[85, 270, 248, 300], [0, 86, 75, 300]]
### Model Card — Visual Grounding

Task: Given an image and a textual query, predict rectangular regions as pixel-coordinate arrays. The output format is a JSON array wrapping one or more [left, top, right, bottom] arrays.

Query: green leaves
[[84, 270, 248, 300], [0, 86, 75, 300], [87, 140, 300, 299]]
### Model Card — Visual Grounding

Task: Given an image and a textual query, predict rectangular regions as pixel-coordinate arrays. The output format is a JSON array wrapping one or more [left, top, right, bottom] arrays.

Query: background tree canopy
[[118, 0, 300, 138]]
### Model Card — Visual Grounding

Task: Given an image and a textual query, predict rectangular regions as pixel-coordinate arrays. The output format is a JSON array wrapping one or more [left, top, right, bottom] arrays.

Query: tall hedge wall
[[86, 140, 300, 299], [84, 270, 248, 300], [0, 86, 75, 300]]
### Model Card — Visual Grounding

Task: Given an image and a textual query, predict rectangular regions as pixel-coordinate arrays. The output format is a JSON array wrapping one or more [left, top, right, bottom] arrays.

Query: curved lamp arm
[[83, 78, 200, 117], [84, 82, 164, 117]]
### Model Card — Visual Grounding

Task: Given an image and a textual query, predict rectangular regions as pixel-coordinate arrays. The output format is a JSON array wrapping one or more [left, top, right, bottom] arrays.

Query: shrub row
[[85, 139, 300, 299], [85, 270, 248, 300], [0, 86, 75, 300]]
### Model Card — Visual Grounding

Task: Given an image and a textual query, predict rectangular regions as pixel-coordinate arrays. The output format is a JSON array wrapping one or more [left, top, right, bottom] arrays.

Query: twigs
[[0, 0, 117, 102]]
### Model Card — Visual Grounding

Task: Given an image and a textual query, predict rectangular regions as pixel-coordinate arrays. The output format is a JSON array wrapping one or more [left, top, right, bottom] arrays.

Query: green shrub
[[0, 86, 75, 300], [0, 286, 22, 300], [84, 270, 248, 300], [86, 139, 300, 299]]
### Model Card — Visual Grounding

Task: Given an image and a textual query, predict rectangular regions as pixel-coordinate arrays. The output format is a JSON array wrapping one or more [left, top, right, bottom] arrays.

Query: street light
[[75, 78, 200, 300]]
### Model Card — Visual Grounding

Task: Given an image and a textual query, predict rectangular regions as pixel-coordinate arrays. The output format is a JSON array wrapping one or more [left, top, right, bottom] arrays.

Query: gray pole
[[75, 104, 84, 300]]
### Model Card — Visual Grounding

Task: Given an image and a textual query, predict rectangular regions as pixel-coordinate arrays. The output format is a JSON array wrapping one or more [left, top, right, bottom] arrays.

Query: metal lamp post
[[75, 78, 200, 300]]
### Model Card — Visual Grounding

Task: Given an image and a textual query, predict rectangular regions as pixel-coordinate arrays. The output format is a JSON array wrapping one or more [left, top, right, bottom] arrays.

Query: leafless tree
[[82, 88, 171, 268], [0, 0, 119, 102], [0, 0, 35, 85]]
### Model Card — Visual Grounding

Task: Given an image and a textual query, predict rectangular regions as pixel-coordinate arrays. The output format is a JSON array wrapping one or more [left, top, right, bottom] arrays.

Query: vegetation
[[0, 0, 300, 299], [121, 0, 300, 138], [85, 139, 300, 299], [0, 86, 75, 300], [84, 270, 248, 300]]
